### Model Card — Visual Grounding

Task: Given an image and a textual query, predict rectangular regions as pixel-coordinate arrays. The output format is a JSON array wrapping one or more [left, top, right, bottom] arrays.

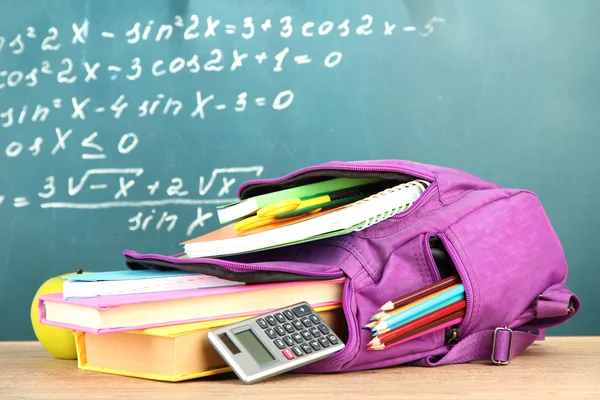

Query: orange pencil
[[368, 310, 465, 351], [368, 299, 466, 347]]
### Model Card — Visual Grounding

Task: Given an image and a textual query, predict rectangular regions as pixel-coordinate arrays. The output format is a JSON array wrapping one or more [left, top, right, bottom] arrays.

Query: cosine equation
[[0, 14, 445, 55], [0, 49, 343, 91], [0, 90, 294, 130], [3, 128, 137, 159]]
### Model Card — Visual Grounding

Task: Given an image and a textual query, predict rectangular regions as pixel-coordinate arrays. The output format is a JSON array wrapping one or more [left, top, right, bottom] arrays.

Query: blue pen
[[372, 284, 465, 332]]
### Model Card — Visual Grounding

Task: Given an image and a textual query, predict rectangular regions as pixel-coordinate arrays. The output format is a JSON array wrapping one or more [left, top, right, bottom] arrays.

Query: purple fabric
[[123, 159, 580, 373], [415, 329, 539, 367], [537, 283, 578, 319]]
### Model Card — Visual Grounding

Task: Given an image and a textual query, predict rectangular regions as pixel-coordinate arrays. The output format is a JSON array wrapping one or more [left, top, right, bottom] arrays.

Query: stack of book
[[37, 175, 431, 381]]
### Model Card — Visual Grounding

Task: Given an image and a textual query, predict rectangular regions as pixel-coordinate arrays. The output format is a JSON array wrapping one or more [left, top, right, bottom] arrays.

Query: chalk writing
[[0, 8, 445, 238], [0, 165, 263, 235], [0, 50, 343, 91], [26, 165, 262, 205], [0, 90, 294, 130], [0, 14, 443, 57], [126, 206, 213, 236], [2, 128, 138, 159]]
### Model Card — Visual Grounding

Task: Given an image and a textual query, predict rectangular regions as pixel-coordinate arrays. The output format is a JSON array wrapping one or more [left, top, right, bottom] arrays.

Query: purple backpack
[[124, 159, 580, 372]]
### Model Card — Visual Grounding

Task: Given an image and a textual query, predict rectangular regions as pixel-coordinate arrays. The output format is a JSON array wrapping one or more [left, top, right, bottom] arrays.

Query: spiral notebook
[[182, 180, 430, 258]]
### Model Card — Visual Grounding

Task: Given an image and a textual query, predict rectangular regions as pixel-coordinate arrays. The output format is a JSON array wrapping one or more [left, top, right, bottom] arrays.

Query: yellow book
[[74, 305, 346, 382]]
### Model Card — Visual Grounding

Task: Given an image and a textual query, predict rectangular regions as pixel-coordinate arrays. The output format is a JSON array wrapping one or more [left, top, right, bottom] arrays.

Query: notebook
[[39, 277, 345, 334], [62, 269, 244, 299], [216, 177, 382, 224], [73, 305, 346, 382], [183, 180, 430, 258]]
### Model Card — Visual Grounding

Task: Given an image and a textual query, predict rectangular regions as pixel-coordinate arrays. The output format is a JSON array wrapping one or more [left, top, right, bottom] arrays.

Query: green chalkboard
[[1, 0, 598, 340]]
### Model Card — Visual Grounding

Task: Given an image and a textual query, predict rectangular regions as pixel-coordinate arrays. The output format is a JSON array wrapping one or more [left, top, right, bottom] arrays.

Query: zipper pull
[[445, 328, 459, 346]]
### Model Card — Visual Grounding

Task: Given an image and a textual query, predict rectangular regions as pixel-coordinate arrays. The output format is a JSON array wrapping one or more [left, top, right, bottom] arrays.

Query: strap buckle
[[491, 326, 513, 365]]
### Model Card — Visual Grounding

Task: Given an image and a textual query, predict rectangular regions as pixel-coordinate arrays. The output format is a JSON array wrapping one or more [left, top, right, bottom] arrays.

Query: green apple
[[30, 268, 89, 359]]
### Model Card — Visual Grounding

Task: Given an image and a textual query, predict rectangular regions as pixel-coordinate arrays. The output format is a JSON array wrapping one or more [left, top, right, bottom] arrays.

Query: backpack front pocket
[[423, 233, 472, 344], [301, 233, 456, 373], [440, 190, 569, 338]]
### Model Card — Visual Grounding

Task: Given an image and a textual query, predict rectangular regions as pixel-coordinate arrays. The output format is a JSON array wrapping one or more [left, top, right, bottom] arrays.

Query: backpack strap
[[416, 282, 579, 367], [416, 328, 540, 366]]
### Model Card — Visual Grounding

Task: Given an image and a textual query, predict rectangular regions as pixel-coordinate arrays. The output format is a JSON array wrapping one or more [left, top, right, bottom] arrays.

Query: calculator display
[[234, 329, 275, 365]]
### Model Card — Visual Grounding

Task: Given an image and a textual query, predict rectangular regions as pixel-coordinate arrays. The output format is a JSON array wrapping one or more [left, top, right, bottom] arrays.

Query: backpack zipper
[[445, 328, 460, 346], [437, 233, 472, 338]]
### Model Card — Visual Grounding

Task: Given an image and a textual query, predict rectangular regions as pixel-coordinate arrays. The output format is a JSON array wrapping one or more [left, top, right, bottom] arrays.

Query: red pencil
[[368, 299, 466, 347], [378, 274, 460, 312], [368, 310, 465, 351]]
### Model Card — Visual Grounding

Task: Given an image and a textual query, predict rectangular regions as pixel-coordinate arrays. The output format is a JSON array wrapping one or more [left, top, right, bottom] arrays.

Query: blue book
[[62, 269, 244, 300]]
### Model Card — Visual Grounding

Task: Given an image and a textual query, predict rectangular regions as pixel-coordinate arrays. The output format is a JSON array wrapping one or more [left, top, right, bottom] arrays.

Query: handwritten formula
[[1, 10, 444, 237]]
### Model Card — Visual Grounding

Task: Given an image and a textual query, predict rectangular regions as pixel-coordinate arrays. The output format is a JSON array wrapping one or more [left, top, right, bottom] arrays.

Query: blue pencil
[[372, 284, 465, 332], [372, 292, 465, 336]]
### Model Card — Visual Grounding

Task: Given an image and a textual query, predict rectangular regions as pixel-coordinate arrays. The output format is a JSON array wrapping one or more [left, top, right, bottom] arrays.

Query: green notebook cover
[[216, 177, 381, 224]]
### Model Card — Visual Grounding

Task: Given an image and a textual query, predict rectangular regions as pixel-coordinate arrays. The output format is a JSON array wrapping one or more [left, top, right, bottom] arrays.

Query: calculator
[[207, 301, 345, 384]]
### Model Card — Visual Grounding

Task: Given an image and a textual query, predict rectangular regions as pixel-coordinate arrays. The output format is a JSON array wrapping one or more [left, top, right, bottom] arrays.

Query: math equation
[[0, 9, 445, 236], [0, 165, 264, 237]]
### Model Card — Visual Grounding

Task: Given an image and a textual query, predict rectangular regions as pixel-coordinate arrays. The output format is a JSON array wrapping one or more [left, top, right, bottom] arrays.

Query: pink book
[[38, 277, 345, 334]]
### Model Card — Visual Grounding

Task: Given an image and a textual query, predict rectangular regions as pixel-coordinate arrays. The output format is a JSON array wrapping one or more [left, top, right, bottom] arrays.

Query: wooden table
[[1, 337, 599, 399]]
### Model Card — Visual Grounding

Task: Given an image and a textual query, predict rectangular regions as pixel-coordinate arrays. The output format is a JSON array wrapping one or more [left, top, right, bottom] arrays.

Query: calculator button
[[283, 310, 296, 320], [291, 346, 303, 357], [265, 328, 277, 339], [274, 326, 286, 337], [283, 336, 295, 347], [292, 305, 312, 317], [317, 324, 330, 335], [256, 318, 268, 329], [292, 320, 304, 330], [309, 314, 320, 325], [291, 333, 303, 343], [300, 317, 313, 327], [318, 337, 330, 348], [283, 323, 295, 333], [274, 313, 286, 323], [282, 348, 295, 360], [300, 330, 312, 341], [309, 327, 321, 337], [300, 343, 312, 354], [309, 340, 321, 351], [274, 339, 286, 349], [265, 316, 278, 326], [327, 334, 339, 345]]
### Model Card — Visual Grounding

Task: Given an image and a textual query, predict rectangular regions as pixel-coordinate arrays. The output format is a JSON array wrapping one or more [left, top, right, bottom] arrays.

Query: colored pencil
[[372, 293, 463, 336], [372, 284, 464, 332], [362, 320, 378, 329], [369, 289, 437, 323], [368, 285, 461, 333], [368, 287, 459, 333], [368, 310, 465, 351], [378, 274, 460, 312], [368, 299, 466, 347]]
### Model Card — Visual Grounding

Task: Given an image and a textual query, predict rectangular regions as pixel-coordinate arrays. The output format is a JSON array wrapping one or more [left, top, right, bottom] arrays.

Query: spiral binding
[[354, 179, 431, 231]]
